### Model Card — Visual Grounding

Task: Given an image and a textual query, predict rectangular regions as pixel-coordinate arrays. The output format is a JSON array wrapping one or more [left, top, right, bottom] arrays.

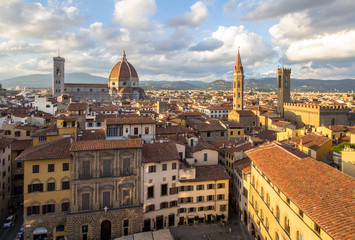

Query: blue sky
[[0, 0, 354, 82]]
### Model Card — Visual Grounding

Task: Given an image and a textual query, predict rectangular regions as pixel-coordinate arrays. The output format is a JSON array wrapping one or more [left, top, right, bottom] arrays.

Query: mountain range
[[1, 73, 355, 92]]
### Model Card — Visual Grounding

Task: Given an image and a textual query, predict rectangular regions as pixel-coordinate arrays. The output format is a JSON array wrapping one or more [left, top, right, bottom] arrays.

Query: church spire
[[121, 49, 127, 61], [235, 47, 243, 73]]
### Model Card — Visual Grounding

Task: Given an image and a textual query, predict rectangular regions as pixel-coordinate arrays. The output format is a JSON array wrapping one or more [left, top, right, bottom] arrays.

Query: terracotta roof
[[16, 138, 71, 161], [70, 138, 143, 151], [246, 141, 355, 240], [233, 157, 251, 175], [119, 87, 132, 94], [291, 133, 331, 150], [271, 120, 292, 127], [15, 125, 38, 131], [109, 55, 138, 80], [156, 125, 193, 135], [180, 165, 229, 182], [105, 116, 155, 125], [326, 125, 348, 132], [0, 138, 12, 149], [225, 143, 253, 155], [142, 142, 180, 163], [235, 110, 256, 117], [77, 130, 105, 141], [188, 140, 218, 153], [68, 102, 88, 111], [91, 105, 118, 112], [10, 139, 32, 151], [31, 128, 59, 137]]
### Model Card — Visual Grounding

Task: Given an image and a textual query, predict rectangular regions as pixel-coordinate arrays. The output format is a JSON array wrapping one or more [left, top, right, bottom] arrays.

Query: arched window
[[252, 175, 255, 186], [279, 75, 281, 87], [285, 75, 288, 87], [261, 186, 264, 199], [276, 205, 280, 220], [265, 217, 269, 230], [275, 232, 280, 240], [285, 216, 290, 234], [266, 193, 270, 206], [260, 209, 264, 222], [297, 231, 303, 240], [255, 201, 258, 214]]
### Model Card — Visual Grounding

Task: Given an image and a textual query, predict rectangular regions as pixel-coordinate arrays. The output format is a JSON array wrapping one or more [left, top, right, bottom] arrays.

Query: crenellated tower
[[233, 49, 244, 110], [53, 55, 65, 97], [277, 67, 291, 116]]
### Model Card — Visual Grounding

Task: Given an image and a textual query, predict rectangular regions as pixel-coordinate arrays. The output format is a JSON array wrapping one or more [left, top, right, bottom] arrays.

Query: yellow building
[[341, 145, 355, 178], [246, 141, 355, 240], [313, 125, 349, 141], [290, 133, 332, 161], [18, 137, 71, 240]]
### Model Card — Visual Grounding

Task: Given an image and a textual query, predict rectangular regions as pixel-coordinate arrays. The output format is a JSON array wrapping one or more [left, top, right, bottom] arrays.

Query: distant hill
[[0, 73, 107, 88], [1, 73, 354, 92]]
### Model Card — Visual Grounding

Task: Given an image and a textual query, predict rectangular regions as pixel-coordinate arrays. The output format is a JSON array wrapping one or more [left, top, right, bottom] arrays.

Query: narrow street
[[0, 208, 23, 240]]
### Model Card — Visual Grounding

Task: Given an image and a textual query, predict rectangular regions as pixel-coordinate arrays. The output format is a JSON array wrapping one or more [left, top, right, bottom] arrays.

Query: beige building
[[246, 141, 355, 240], [67, 138, 144, 240]]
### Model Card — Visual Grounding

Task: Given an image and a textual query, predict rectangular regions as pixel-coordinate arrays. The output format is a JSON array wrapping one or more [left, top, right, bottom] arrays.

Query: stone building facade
[[276, 68, 291, 116], [284, 103, 351, 128], [233, 49, 244, 111], [67, 139, 144, 240]]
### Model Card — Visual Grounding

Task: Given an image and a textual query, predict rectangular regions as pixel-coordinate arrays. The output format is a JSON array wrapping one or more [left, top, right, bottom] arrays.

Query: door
[[100, 220, 111, 240], [156, 215, 164, 230], [168, 214, 175, 227]]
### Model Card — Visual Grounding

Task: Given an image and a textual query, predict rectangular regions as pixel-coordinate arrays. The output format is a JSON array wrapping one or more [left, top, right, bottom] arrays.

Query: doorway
[[100, 220, 111, 240], [168, 214, 175, 227], [156, 215, 164, 230]]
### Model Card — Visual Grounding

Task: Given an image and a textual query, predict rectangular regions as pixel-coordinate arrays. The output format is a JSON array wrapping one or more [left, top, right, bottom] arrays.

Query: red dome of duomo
[[109, 50, 138, 83]]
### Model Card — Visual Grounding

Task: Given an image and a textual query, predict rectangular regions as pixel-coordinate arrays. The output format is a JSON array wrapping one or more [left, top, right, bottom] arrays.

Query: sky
[[0, 0, 354, 82]]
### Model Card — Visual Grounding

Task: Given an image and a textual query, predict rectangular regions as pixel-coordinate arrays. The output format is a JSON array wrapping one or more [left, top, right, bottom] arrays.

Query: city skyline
[[0, 0, 354, 82]]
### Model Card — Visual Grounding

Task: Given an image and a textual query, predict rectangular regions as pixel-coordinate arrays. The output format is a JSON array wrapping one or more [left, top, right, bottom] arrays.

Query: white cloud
[[113, 0, 157, 29], [168, 1, 208, 27], [0, 0, 85, 39], [242, 0, 333, 21], [189, 38, 224, 52], [223, 0, 237, 15], [285, 30, 355, 62]]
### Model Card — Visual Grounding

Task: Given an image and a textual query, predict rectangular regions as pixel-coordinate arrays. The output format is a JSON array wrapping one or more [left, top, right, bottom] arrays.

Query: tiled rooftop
[[142, 142, 180, 163], [70, 138, 143, 151], [246, 141, 355, 240]]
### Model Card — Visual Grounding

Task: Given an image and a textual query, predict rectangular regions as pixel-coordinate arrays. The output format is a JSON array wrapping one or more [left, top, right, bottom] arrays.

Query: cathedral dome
[[109, 50, 138, 84]]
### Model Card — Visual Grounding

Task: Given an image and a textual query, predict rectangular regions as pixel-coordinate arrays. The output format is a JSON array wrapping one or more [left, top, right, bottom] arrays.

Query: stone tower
[[53, 56, 65, 97], [233, 49, 244, 110], [277, 67, 291, 116]]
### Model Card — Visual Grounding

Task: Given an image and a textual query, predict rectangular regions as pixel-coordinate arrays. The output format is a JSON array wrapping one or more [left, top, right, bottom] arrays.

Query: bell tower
[[53, 54, 65, 97], [233, 49, 244, 110], [277, 67, 291, 116]]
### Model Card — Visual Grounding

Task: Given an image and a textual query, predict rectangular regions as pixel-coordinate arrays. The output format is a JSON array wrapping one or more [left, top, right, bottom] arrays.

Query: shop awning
[[33, 227, 47, 235]]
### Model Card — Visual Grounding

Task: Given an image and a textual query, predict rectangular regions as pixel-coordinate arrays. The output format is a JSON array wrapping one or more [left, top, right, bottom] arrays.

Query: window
[[88, 122, 93, 127], [160, 202, 168, 209], [148, 165, 156, 173], [221, 132, 224, 137], [147, 186, 154, 199], [276, 205, 280, 220], [220, 205, 226, 211], [27, 205, 40, 216], [217, 194, 225, 200], [82, 193, 90, 210], [172, 175, 176, 181], [260, 209, 264, 222], [123, 220, 129, 236], [107, 125, 118, 137], [15, 131, 20, 137], [146, 204, 155, 212], [275, 232, 280, 240], [198, 207, 204, 211], [266, 193, 270, 206], [82, 161, 90, 178], [230, 131, 233, 136], [47, 182, 55, 191], [48, 164, 55, 172], [42, 204, 55, 214], [161, 184, 168, 196], [178, 208, 186, 213], [56, 225, 65, 232], [169, 200, 177, 207], [204, 153, 208, 162], [285, 216, 290, 234], [62, 163, 69, 171], [314, 223, 321, 234], [145, 127, 149, 134], [286, 197, 290, 205], [261, 187, 264, 199], [134, 127, 138, 135], [169, 187, 178, 195], [188, 207, 196, 212], [207, 206, 214, 211], [62, 181, 70, 190], [102, 159, 111, 177], [32, 165, 39, 173], [207, 195, 214, 201], [207, 132, 210, 137], [217, 183, 225, 189], [172, 163, 177, 170], [38, 136, 47, 142], [297, 231, 303, 240], [162, 164, 167, 171], [265, 217, 269, 230], [28, 183, 43, 193], [298, 209, 304, 218], [207, 184, 215, 190], [103, 191, 111, 208], [62, 202, 70, 212], [17, 162, 22, 168], [196, 184, 204, 190], [197, 196, 204, 202]]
